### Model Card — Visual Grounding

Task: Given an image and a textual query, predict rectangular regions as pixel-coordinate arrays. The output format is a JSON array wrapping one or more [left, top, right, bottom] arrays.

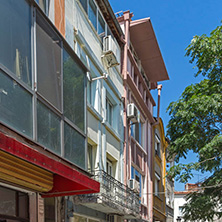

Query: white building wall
[[174, 194, 187, 222], [64, 0, 124, 184]]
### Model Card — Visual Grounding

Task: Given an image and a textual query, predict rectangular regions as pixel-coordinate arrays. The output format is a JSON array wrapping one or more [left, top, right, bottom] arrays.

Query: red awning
[[0, 132, 100, 197]]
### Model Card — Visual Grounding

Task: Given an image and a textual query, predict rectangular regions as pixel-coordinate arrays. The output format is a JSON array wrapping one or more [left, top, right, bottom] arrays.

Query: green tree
[[167, 24, 222, 221]]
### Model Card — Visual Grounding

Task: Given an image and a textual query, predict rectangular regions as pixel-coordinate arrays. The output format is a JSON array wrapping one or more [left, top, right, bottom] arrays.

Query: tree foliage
[[167, 24, 222, 221]]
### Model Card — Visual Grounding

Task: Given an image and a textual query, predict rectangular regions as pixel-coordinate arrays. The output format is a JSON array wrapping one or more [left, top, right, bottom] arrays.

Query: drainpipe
[[153, 84, 162, 126], [150, 84, 162, 221], [123, 11, 131, 186]]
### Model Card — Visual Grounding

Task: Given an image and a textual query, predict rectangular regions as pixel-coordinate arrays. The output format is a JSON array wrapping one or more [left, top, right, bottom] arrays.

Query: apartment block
[[0, 0, 99, 221], [117, 11, 169, 222], [0, 1, 170, 222]]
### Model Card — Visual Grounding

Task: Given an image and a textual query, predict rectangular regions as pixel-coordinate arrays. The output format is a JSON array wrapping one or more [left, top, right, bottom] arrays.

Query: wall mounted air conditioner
[[102, 35, 119, 68], [129, 179, 140, 193], [127, 103, 139, 123]]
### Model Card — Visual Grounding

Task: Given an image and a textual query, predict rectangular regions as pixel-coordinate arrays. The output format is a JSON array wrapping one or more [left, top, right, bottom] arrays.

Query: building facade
[[62, 0, 141, 222], [174, 183, 222, 222], [0, 0, 100, 221], [0, 1, 170, 222], [152, 118, 169, 222], [117, 11, 169, 222], [165, 146, 174, 222]]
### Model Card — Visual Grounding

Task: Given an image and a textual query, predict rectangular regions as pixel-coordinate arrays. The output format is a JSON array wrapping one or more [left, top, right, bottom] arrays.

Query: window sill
[[103, 121, 122, 142], [87, 103, 103, 121], [131, 136, 147, 155]]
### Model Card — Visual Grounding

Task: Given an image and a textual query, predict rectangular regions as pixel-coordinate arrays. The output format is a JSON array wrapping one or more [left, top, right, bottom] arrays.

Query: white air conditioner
[[127, 103, 139, 123], [129, 179, 140, 193], [102, 35, 119, 68]]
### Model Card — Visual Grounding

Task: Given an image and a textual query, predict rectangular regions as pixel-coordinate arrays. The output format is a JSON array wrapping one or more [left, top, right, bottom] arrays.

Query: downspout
[[122, 12, 129, 185], [123, 11, 132, 186], [153, 84, 162, 126], [150, 84, 162, 221]]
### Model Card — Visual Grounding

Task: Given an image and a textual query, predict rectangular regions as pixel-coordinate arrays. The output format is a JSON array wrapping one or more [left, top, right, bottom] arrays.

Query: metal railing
[[80, 170, 140, 215]]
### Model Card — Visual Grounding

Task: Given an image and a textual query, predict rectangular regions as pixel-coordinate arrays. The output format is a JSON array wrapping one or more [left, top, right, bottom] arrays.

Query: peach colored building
[[117, 11, 169, 222]]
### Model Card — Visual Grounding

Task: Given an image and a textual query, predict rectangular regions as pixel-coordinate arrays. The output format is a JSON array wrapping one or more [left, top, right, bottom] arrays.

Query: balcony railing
[[75, 170, 140, 217]]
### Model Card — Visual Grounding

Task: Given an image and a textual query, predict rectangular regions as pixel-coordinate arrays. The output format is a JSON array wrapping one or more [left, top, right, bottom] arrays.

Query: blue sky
[[109, 0, 222, 190]]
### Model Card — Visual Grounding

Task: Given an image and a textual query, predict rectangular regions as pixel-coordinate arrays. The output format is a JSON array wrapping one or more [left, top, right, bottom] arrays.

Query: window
[[87, 144, 94, 172], [0, 186, 29, 221], [74, 215, 87, 222], [98, 12, 105, 40], [79, 0, 88, 14], [155, 133, 161, 157], [88, 0, 97, 30], [36, 0, 50, 15], [87, 79, 92, 104], [131, 121, 144, 146], [131, 167, 142, 198], [106, 97, 113, 126], [0, 70, 33, 138], [179, 206, 183, 216], [36, 12, 62, 111], [155, 173, 160, 196], [0, 0, 32, 87], [106, 159, 113, 176], [37, 100, 61, 155], [63, 49, 86, 132], [79, 0, 106, 39], [0, 1, 87, 170], [64, 123, 85, 169], [44, 197, 55, 222], [73, 214, 99, 222]]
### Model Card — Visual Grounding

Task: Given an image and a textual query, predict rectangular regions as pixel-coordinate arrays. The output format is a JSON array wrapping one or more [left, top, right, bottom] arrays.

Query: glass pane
[[87, 80, 91, 104], [98, 12, 105, 35], [64, 123, 85, 169], [63, 50, 85, 132], [79, 0, 87, 13], [18, 192, 29, 219], [44, 197, 55, 222], [0, 186, 16, 216], [73, 215, 87, 222], [89, 0, 97, 30], [0, 71, 33, 137], [87, 144, 93, 172], [36, 14, 62, 111], [38, 0, 47, 13], [0, 0, 32, 86], [89, 219, 98, 222], [37, 101, 61, 154]]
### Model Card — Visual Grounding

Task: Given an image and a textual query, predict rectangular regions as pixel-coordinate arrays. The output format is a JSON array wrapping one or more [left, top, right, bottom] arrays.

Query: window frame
[[106, 97, 113, 126], [155, 133, 161, 157], [0, 185, 29, 221], [155, 172, 160, 196], [78, 0, 110, 43], [0, 3, 88, 170], [73, 213, 100, 222], [106, 158, 113, 176]]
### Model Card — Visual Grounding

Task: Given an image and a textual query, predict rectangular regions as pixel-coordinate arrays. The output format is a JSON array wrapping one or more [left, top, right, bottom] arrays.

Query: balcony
[[73, 170, 140, 219]]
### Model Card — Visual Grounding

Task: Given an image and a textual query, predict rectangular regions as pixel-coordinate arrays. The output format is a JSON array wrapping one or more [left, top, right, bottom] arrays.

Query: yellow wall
[[152, 118, 168, 222]]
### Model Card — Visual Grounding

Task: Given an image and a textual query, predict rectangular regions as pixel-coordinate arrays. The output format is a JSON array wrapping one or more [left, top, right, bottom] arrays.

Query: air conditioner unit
[[127, 103, 139, 123], [129, 179, 140, 193], [102, 35, 119, 68]]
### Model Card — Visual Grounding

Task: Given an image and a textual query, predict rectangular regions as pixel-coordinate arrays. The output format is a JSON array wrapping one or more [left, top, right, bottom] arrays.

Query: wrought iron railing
[[81, 170, 140, 215]]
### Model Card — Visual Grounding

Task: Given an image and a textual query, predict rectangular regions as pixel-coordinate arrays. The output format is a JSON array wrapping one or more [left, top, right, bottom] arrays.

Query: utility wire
[[140, 183, 222, 196]]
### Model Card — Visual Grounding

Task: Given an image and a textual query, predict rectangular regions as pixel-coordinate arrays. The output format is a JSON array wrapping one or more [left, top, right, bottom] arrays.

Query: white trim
[[0, 182, 34, 194]]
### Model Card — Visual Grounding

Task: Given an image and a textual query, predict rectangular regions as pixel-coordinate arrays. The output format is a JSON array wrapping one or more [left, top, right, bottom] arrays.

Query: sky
[[109, 0, 222, 190]]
